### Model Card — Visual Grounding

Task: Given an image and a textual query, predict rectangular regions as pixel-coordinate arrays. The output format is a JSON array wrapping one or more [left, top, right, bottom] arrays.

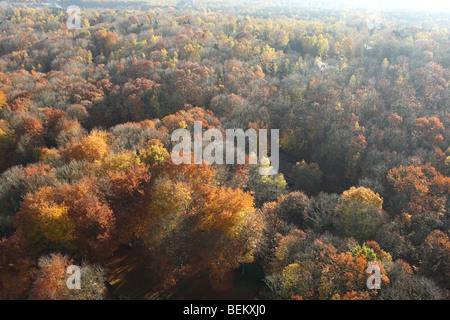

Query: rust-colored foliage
[[16, 115, 44, 141], [104, 165, 153, 244], [415, 117, 445, 146], [29, 253, 72, 300], [0, 231, 36, 300], [387, 163, 450, 215], [93, 30, 119, 56], [420, 230, 450, 288]]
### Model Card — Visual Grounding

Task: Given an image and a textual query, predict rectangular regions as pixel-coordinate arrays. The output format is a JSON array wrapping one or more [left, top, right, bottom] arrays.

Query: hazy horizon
[[2, 0, 450, 13]]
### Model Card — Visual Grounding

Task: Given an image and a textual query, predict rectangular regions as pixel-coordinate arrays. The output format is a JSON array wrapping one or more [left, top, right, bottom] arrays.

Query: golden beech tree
[[0, 91, 7, 110], [336, 187, 384, 241], [189, 185, 263, 291], [147, 177, 192, 245], [142, 161, 264, 292], [139, 143, 169, 167], [0, 119, 15, 171], [15, 178, 117, 261], [153, 159, 217, 190], [144, 178, 194, 287], [94, 150, 142, 175], [337, 186, 383, 212], [15, 186, 76, 257], [63, 130, 110, 163]]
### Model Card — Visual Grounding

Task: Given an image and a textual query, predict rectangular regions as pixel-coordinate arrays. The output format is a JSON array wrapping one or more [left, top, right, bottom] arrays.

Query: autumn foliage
[[0, 4, 448, 300]]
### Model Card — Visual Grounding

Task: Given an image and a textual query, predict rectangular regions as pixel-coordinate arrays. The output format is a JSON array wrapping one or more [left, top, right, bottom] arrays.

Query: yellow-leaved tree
[[336, 186, 384, 241]]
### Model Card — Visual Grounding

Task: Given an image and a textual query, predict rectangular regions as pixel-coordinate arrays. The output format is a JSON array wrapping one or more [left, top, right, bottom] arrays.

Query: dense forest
[[0, 1, 449, 300]]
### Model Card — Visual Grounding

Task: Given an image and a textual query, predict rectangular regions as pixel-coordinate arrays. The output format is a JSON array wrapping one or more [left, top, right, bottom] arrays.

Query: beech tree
[[30, 253, 107, 300], [0, 231, 35, 299], [336, 187, 385, 241]]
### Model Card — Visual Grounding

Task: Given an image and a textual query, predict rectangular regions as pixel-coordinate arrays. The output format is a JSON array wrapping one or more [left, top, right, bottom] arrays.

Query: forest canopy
[[0, 1, 449, 300]]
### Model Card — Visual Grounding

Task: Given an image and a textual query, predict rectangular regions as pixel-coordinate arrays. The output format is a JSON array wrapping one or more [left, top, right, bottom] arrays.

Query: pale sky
[[376, 0, 450, 12], [275, 0, 450, 13]]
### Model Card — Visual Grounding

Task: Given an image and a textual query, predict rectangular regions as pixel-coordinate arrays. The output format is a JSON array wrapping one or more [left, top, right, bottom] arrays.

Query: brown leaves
[[16, 115, 44, 140], [387, 163, 450, 215], [30, 253, 72, 300], [415, 117, 445, 146], [0, 231, 36, 299], [93, 30, 118, 56]]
